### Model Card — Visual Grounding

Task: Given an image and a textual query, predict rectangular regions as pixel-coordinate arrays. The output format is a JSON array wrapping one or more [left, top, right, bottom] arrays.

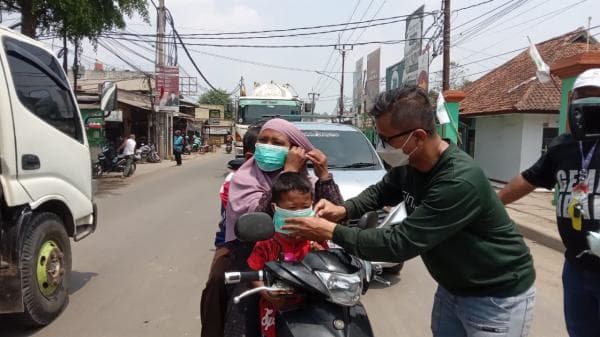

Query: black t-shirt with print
[[522, 134, 600, 273]]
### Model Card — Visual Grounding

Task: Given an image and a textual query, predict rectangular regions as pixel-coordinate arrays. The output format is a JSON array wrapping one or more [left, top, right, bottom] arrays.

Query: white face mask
[[376, 131, 417, 167]]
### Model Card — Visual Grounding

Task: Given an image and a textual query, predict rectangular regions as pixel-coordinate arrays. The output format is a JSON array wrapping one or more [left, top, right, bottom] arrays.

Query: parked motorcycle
[[225, 212, 382, 337], [192, 136, 202, 152], [139, 143, 161, 163], [94, 145, 136, 178], [225, 143, 233, 154]]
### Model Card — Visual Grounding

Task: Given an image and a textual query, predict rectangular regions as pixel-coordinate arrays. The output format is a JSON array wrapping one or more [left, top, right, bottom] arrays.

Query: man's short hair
[[271, 172, 313, 204], [243, 123, 262, 154], [370, 85, 436, 134]]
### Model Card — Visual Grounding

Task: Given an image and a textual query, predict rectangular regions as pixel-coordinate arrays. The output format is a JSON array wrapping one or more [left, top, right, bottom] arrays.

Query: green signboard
[[386, 61, 405, 91]]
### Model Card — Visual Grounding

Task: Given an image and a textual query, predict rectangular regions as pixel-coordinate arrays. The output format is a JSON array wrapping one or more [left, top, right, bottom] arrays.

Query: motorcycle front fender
[[276, 300, 373, 337]]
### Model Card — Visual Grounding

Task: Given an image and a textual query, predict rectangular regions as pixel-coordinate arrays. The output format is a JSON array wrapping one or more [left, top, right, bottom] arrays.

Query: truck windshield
[[239, 104, 301, 124]]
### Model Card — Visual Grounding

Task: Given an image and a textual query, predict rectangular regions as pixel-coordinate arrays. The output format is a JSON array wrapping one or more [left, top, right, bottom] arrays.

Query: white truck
[[233, 81, 312, 157], [0, 28, 97, 325]]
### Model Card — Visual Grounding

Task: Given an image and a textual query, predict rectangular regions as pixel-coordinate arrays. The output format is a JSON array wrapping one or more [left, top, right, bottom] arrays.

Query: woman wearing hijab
[[218, 118, 343, 337]]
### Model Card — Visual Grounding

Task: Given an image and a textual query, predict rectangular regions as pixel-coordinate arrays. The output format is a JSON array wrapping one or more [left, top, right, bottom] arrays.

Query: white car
[[295, 122, 405, 274]]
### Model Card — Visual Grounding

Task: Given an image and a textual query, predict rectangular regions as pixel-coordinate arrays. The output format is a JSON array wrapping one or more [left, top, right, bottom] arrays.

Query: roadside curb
[[516, 222, 565, 253]]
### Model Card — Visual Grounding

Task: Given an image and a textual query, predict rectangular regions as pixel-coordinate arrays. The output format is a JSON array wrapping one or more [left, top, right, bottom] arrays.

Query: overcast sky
[[3, 0, 598, 114]]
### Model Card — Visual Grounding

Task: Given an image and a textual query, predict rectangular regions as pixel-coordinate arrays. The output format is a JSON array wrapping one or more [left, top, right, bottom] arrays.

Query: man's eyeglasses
[[378, 128, 417, 148]]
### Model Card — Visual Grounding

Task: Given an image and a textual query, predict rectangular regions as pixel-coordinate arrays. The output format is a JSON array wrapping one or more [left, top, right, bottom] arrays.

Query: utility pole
[[442, 0, 451, 91], [308, 91, 319, 114], [335, 44, 353, 120], [155, 0, 167, 159], [62, 32, 68, 74], [156, 0, 166, 67]]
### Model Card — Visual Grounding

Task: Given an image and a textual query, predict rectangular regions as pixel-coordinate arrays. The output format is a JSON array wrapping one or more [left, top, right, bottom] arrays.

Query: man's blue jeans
[[431, 285, 535, 337], [563, 260, 600, 337]]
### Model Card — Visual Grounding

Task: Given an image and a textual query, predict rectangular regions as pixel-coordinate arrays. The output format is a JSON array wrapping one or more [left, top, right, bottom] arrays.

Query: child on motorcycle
[[247, 172, 327, 337]]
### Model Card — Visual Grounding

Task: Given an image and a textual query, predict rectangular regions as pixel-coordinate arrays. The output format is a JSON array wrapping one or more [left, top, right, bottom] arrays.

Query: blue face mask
[[273, 205, 314, 234], [254, 143, 289, 172]]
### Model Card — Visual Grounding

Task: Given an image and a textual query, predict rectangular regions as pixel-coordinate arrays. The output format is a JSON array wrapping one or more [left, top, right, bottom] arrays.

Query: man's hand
[[284, 146, 307, 173], [283, 217, 337, 242], [306, 149, 330, 181], [314, 199, 346, 222]]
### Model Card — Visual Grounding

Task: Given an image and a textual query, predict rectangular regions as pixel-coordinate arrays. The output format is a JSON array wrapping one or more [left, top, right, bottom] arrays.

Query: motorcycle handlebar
[[224, 270, 264, 284]]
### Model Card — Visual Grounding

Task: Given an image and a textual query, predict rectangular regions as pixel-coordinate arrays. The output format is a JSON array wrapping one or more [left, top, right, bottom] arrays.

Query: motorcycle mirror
[[357, 211, 379, 230], [235, 212, 274, 242]]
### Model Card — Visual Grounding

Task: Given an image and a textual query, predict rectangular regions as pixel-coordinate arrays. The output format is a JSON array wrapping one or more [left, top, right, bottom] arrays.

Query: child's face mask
[[273, 205, 314, 234]]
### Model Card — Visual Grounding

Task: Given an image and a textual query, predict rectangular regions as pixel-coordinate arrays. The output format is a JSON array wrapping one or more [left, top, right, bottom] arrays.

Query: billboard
[[155, 65, 180, 112], [352, 58, 364, 109], [402, 5, 425, 86], [386, 61, 405, 91], [365, 48, 381, 111]]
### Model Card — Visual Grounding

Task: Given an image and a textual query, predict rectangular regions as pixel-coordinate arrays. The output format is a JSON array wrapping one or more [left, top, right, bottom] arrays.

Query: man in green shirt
[[284, 86, 536, 337]]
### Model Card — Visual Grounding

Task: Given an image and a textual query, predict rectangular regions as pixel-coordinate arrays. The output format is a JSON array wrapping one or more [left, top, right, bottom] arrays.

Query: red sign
[[155, 65, 180, 111]]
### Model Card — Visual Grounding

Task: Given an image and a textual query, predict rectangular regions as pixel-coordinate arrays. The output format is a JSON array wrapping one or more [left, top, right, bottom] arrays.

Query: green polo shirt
[[333, 142, 535, 297]]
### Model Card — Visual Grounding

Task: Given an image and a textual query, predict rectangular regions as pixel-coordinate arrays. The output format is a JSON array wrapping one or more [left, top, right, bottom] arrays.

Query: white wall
[[474, 114, 524, 182], [473, 113, 559, 182]]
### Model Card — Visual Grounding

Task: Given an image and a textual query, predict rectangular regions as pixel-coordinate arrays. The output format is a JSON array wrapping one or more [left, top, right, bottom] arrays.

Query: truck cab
[[0, 28, 96, 325], [233, 82, 308, 157]]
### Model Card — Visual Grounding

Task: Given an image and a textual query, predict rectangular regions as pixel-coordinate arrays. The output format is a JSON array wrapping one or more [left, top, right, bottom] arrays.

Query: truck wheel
[[18, 213, 71, 326], [385, 263, 404, 275]]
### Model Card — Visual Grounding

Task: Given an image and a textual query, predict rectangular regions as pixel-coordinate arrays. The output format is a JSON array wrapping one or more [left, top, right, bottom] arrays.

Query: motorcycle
[[192, 136, 202, 152], [225, 212, 383, 337], [139, 143, 161, 163], [94, 145, 136, 178]]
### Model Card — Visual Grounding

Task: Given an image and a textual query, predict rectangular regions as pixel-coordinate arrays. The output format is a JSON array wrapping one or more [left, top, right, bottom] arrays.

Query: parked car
[[294, 122, 405, 274]]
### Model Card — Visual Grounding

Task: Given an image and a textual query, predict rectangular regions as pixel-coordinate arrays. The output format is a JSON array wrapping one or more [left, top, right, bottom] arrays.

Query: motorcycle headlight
[[315, 271, 362, 306]]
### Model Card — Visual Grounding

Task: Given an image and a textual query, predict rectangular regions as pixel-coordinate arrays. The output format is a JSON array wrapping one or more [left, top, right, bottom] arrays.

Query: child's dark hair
[[271, 172, 313, 203], [243, 123, 262, 154]]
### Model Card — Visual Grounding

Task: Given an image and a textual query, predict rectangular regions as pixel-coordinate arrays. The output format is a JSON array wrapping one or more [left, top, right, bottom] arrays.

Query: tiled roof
[[461, 29, 600, 116]]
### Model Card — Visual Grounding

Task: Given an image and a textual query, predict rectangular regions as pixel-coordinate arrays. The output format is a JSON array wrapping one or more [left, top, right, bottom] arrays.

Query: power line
[[103, 14, 431, 41], [453, 0, 532, 46], [133, 11, 436, 37], [316, 0, 376, 94], [453, 0, 496, 12], [313, 0, 363, 92], [165, 8, 218, 91], [319, 0, 386, 95], [96, 34, 425, 48], [454, 1, 594, 65]]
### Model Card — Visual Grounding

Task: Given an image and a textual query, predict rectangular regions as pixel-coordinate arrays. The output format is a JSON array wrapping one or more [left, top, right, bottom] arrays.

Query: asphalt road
[[2, 153, 567, 337]]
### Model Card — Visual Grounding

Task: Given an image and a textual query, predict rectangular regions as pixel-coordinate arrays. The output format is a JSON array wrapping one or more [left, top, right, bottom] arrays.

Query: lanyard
[[578, 140, 599, 182]]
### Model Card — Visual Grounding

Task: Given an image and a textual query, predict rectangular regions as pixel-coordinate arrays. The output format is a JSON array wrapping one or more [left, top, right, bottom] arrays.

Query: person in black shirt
[[499, 68, 600, 337]]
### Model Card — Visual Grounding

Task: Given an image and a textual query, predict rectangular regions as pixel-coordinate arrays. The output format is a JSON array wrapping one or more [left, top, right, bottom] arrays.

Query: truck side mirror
[[304, 102, 314, 113], [100, 81, 117, 112]]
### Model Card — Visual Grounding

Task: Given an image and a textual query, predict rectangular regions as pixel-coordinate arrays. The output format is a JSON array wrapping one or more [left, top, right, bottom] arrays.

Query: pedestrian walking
[[174, 130, 184, 166]]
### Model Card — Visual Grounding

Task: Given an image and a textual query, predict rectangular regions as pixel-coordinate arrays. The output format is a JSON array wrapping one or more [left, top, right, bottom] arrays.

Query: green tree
[[199, 88, 233, 119], [1, 0, 149, 41]]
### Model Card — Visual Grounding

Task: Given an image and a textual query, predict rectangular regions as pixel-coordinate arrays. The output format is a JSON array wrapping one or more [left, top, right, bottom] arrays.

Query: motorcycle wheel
[[123, 162, 136, 177], [150, 152, 161, 163], [93, 164, 102, 178]]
